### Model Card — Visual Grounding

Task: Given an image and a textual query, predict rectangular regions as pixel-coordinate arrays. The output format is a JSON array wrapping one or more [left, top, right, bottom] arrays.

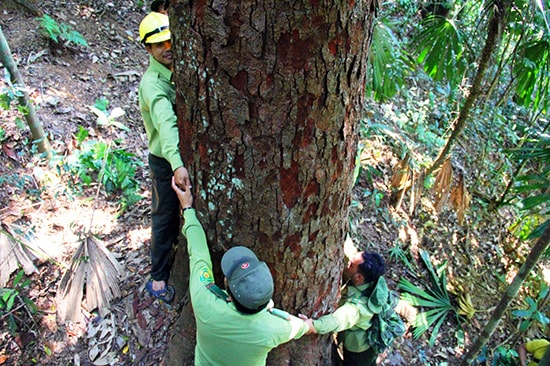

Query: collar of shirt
[[148, 55, 173, 82]]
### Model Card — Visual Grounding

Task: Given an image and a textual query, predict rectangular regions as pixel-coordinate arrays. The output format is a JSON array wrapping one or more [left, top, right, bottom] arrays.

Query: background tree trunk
[[165, 1, 377, 365], [460, 224, 550, 365], [426, 0, 511, 177]]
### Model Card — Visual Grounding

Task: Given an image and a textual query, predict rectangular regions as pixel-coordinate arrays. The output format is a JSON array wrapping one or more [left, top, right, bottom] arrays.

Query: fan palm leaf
[[413, 15, 466, 87]]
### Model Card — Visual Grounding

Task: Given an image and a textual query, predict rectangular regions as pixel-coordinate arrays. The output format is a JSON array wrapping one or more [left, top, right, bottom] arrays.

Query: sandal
[[145, 280, 175, 303]]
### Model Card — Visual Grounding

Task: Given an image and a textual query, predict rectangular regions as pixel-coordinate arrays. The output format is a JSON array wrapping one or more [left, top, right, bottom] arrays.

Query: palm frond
[[56, 235, 124, 322], [367, 19, 413, 101], [399, 249, 455, 344], [413, 15, 466, 87], [514, 37, 550, 110]]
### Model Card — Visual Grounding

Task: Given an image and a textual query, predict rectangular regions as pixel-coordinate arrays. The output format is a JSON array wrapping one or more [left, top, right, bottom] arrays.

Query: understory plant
[[64, 127, 143, 212], [36, 14, 88, 47], [512, 282, 550, 335], [0, 269, 37, 335], [399, 249, 457, 345]]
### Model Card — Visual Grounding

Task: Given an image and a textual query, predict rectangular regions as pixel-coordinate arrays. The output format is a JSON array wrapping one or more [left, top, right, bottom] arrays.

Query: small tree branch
[[0, 25, 51, 158]]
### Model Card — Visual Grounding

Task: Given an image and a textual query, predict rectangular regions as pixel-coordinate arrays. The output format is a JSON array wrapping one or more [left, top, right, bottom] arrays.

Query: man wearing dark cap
[[309, 251, 392, 366], [170, 178, 313, 366]]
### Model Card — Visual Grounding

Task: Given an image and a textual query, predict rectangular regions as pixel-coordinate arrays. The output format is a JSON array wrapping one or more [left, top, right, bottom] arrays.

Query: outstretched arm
[[171, 178, 214, 301], [171, 176, 193, 208]]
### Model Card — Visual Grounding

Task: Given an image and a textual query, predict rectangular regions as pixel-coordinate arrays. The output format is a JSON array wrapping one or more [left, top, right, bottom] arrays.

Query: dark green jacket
[[313, 277, 389, 352]]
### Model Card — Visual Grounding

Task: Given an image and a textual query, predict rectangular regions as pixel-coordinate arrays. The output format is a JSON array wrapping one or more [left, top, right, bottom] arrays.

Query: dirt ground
[[0, 1, 533, 365]]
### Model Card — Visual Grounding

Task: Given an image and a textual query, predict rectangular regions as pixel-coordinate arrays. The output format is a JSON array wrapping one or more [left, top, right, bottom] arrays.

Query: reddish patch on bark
[[280, 161, 301, 208], [294, 96, 315, 147], [308, 230, 319, 243], [310, 15, 324, 27], [328, 37, 339, 56], [284, 232, 302, 254], [304, 179, 319, 198], [234, 152, 245, 179], [276, 31, 314, 70], [198, 141, 209, 163], [265, 73, 274, 87], [230, 70, 249, 96], [195, 0, 207, 19], [348, 0, 356, 7], [303, 202, 318, 223], [311, 280, 341, 313], [225, 119, 240, 139]]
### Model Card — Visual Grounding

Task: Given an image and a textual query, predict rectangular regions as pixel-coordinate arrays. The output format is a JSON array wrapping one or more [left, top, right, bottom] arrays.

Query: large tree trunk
[[166, 1, 377, 364]]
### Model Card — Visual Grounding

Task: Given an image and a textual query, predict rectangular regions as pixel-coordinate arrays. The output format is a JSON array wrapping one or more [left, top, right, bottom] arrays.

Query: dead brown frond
[[450, 173, 470, 225], [433, 159, 453, 213], [391, 154, 411, 210], [0, 224, 54, 287], [391, 153, 411, 190], [56, 235, 124, 322], [0, 229, 36, 287], [409, 170, 426, 216]]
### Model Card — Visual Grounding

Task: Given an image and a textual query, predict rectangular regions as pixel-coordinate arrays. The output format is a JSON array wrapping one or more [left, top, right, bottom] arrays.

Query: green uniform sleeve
[[181, 209, 214, 297], [287, 313, 311, 340], [313, 302, 362, 334]]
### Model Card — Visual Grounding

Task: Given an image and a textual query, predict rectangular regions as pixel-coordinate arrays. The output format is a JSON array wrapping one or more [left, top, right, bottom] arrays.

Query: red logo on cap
[[241, 262, 250, 269]]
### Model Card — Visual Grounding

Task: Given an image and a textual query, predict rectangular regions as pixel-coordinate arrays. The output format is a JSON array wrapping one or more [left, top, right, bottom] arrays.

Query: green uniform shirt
[[138, 55, 184, 171], [182, 209, 310, 366], [312, 278, 388, 353]]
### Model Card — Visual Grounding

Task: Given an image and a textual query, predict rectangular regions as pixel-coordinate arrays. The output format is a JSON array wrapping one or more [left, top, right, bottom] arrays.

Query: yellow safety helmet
[[139, 12, 170, 44]]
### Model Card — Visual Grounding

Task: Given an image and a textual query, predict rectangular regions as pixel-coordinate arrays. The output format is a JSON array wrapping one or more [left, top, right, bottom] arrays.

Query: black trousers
[[343, 347, 378, 366], [148, 154, 180, 282]]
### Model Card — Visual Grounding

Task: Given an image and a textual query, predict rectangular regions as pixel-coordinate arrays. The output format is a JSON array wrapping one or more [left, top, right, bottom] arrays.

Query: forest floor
[[0, 1, 544, 365]]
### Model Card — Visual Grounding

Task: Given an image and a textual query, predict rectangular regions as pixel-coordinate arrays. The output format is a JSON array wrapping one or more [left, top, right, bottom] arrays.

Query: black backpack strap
[[206, 283, 230, 302]]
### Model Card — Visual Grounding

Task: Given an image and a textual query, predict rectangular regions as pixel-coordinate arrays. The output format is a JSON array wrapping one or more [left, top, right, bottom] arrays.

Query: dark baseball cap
[[221, 246, 274, 310]]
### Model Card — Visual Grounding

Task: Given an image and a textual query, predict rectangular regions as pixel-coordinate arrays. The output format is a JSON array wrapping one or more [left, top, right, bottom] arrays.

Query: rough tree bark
[[166, 1, 377, 365]]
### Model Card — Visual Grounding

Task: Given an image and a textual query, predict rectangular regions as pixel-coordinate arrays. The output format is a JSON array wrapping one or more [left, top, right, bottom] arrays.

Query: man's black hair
[[358, 252, 385, 283], [226, 287, 269, 315], [150, 0, 169, 12]]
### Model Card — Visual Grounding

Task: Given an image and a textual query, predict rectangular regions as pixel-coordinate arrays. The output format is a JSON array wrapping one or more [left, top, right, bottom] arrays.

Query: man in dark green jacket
[[311, 251, 389, 366], [138, 12, 190, 302]]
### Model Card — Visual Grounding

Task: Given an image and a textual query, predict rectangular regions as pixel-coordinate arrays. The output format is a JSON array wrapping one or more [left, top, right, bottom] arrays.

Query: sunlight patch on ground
[[30, 197, 120, 259], [126, 226, 149, 250]]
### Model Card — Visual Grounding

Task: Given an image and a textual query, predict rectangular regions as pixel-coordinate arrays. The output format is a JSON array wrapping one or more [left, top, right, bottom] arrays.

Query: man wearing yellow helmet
[[138, 12, 190, 303]]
